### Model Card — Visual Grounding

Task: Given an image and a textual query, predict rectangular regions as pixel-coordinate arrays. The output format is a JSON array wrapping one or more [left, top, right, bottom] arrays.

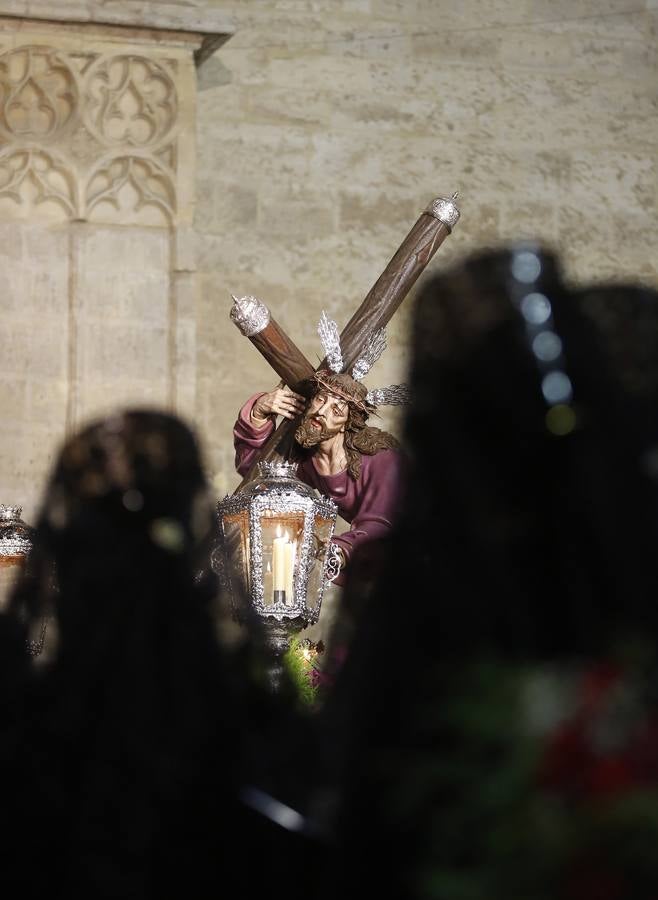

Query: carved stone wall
[[0, 12, 229, 518], [0, 47, 179, 222]]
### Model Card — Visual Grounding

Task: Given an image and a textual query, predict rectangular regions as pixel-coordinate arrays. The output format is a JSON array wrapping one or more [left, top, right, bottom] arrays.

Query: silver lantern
[[0, 504, 46, 656], [214, 461, 341, 686], [0, 504, 33, 565]]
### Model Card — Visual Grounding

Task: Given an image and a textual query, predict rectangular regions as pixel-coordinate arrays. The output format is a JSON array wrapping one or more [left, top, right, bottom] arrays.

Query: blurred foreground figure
[[320, 246, 658, 900], [4, 410, 318, 899]]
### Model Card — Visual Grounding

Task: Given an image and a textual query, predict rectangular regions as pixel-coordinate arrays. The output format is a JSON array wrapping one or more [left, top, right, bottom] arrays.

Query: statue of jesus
[[233, 369, 404, 583]]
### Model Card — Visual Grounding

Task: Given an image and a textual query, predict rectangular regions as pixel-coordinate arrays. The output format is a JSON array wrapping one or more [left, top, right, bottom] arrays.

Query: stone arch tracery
[[0, 44, 181, 225]]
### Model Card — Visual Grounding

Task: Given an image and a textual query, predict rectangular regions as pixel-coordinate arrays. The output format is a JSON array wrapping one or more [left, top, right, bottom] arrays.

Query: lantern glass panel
[[306, 512, 336, 615], [0, 564, 20, 612], [221, 510, 250, 598], [260, 512, 305, 606]]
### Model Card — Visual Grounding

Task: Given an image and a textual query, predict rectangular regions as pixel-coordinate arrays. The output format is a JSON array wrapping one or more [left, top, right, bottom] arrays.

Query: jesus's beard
[[294, 415, 341, 448]]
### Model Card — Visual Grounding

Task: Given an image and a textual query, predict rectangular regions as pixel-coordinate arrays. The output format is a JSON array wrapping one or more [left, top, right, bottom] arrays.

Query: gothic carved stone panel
[[69, 123, 103, 163], [0, 146, 77, 219], [85, 55, 177, 148], [86, 155, 175, 226], [0, 41, 188, 226], [0, 46, 78, 140], [0, 17, 208, 520]]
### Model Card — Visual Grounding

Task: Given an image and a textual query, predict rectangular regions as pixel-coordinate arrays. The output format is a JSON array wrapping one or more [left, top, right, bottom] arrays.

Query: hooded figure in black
[[318, 245, 658, 900], [4, 409, 320, 899]]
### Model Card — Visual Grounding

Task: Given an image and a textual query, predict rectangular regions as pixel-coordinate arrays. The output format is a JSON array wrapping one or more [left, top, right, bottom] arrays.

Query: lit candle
[[272, 529, 287, 600], [284, 540, 296, 605]]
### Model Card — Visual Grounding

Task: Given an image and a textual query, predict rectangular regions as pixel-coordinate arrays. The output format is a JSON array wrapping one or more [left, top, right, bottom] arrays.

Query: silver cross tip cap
[[229, 294, 271, 337], [425, 192, 460, 231]]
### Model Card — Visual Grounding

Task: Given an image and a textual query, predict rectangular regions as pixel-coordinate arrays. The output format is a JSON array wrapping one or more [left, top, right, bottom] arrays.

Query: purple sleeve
[[332, 450, 404, 565], [233, 394, 275, 476]]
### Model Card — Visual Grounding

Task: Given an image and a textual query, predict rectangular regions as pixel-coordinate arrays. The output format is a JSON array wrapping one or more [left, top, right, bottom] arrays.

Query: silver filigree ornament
[[365, 384, 412, 407], [425, 192, 461, 232], [230, 294, 271, 337], [257, 460, 298, 479], [325, 543, 342, 583], [318, 310, 344, 374]]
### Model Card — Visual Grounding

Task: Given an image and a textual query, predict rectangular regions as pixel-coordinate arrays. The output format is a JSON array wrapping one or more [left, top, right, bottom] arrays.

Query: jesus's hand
[[251, 382, 306, 424]]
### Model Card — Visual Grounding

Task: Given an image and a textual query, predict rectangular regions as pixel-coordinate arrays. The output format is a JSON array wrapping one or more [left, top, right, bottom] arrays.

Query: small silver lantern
[[0, 504, 33, 565], [214, 461, 341, 685], [0, 504, 46, 656], [0, 505, 34, 617]]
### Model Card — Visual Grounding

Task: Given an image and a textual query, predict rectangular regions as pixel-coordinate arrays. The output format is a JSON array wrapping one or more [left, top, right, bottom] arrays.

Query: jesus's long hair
[[342, 405, 399, 479]]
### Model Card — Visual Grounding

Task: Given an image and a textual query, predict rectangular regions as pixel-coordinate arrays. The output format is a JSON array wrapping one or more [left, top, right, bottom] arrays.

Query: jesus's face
[[294, 390, 349, 448]]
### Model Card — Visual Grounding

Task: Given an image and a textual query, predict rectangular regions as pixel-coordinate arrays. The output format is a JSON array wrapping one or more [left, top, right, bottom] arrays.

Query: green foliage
[[283, 636, 319, 708]]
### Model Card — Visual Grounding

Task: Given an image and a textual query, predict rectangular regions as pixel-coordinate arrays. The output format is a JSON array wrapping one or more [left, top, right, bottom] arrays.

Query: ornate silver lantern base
[[259, 615, 307, 693]]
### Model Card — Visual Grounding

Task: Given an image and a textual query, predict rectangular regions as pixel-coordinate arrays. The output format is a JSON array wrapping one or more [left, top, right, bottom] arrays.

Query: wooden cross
[[231, 194, 461, 490]]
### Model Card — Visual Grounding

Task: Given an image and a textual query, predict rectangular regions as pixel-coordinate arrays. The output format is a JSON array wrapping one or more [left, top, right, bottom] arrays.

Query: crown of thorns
[[312, 369, 370, 412]]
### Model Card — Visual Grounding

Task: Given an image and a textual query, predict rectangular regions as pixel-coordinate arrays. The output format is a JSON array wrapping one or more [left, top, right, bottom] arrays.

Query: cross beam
[[230, 195, 461, 489]]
